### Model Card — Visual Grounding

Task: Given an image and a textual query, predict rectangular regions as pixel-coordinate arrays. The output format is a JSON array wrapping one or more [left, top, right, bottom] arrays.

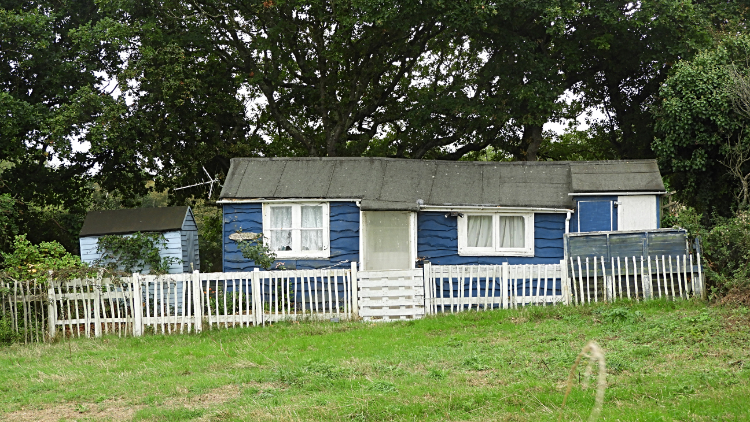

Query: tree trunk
[[522, 124, 543, 161]]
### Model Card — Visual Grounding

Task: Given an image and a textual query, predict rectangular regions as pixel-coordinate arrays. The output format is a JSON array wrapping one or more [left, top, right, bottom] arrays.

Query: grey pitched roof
[[79, 206, 190, 237], [219, 158, 664, 210]]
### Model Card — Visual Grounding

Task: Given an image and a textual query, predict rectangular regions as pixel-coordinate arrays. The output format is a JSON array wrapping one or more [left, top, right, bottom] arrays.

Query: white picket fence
[[1, 255, 704, 341], [423, 262, 569, 315], [568, 254, 705, 304]]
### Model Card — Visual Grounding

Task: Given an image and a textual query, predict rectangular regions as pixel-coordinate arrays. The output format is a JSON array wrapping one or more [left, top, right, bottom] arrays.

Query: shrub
[[0, 234, 88, 283], [665, 207, 750, 298], [702, 211, 750, 295]]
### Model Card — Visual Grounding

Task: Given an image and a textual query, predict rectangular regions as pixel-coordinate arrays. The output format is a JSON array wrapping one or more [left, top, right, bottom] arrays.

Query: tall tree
[[0, 0, 119, 249], [653, 34, 750, 218]]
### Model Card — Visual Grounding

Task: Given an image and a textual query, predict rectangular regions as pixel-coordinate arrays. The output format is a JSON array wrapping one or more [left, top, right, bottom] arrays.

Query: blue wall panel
[[223, 202, 359, 271], [417, 212, 566, 265], [570, 196, 618, 233]]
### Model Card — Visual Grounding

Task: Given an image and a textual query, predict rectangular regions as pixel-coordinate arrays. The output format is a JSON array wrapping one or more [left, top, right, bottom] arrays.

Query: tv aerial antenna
[[173, 166, 220, 199]]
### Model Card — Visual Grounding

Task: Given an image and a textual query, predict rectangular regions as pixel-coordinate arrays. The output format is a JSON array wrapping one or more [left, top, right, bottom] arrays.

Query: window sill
[[458, 249, 534, 257], [273, 252, 331, 260]]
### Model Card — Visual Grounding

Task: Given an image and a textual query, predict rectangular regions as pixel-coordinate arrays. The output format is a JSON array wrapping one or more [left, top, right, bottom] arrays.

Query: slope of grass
[[0, 299, 748, 421]]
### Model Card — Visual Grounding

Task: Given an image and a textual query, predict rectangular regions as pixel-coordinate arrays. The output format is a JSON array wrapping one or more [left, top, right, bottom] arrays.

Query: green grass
[[1, 299, 749, 421]]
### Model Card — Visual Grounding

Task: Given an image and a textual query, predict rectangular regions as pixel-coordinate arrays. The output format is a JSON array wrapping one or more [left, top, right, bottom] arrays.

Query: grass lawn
[[0, 299, 748, 421]]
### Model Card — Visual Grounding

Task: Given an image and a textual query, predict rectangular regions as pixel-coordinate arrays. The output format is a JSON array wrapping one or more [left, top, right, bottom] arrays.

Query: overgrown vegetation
[[0, 235, 89, 283], [663, 206, 750, 303], [95, 232, 179, 275], [0, 300, 747, 421]]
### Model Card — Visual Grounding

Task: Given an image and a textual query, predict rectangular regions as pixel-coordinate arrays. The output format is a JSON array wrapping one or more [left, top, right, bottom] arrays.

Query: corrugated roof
[[79, 206, 190, 237], [219, 158, 664, 210]]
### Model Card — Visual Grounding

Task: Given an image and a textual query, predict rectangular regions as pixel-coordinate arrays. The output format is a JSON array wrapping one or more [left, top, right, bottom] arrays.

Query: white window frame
[[262, 202, 330, 259], [457, 212, 534, 257]]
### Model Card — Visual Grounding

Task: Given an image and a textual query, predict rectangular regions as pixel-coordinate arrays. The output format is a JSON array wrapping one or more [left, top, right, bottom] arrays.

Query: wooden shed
[[79, 206, 200, 274]]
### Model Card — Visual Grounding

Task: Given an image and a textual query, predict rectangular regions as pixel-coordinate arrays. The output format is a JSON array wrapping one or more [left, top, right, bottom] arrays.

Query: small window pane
[[498, 216, 525, 248], [271, 206, 292, 229], [301, 206, 323, 228], [467, 215, 493, 248], [270, 230, 292, 251], [301, 229, 323, 250]]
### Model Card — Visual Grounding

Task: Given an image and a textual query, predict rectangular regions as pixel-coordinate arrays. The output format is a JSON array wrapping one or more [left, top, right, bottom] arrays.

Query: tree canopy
[[1, 0, 749, 254], [654, 33, 750, 218]]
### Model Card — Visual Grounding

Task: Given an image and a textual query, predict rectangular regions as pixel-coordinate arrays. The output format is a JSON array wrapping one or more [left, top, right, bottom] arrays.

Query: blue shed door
[[577, 200, 614, 232]]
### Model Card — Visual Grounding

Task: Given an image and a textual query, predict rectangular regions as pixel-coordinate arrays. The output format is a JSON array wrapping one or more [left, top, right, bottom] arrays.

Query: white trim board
[[569, 192, 665, 196]]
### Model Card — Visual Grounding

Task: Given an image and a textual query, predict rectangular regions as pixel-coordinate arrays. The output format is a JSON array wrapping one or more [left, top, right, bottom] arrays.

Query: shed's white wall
[[79, 231, 185, 274], [180, 209, 200, 272], [617, 195, 657, 231]]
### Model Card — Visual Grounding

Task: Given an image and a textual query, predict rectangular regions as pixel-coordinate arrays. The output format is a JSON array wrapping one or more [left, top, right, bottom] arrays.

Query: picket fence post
[[506, 262, 510, 309], [350, 262, 359, 318], [252, 268, 262, 326], [559, 259, 568, 305], [94, 270, 102, 338], [697, 252, 705, 300], [422, 262, 432, 316], [192, 270, 202, 333], [47, 278, 56, 340], [132, 274, 143, 337]]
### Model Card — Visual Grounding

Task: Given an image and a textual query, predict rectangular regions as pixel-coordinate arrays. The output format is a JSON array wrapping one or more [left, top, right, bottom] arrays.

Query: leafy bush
[[0, 234, 88, 282], [237, 234, 277, 270], [702, 212, 750, 294], [664, 207, 750, 298]]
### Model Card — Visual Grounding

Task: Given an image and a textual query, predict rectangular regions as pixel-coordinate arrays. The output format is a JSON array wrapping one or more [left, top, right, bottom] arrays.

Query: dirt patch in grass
[[165, 383, 243, 409], [3, 400, 141, 422], [463, 369, 503, 388]]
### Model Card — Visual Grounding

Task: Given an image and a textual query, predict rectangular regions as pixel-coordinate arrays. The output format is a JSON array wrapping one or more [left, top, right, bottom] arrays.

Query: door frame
[[359, 210, 417, 271]]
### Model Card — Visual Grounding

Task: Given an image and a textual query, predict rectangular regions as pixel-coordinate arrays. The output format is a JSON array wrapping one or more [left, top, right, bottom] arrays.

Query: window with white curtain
[[457, 212, 534, 256], [262, 203, 330, 259]]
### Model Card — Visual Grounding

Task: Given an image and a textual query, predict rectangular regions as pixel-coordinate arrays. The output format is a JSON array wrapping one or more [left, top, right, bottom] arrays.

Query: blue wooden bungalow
[[218, 158, 667, 272]]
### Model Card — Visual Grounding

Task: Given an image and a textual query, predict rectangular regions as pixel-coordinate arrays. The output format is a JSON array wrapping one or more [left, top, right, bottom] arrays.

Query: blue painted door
[[577, 201, 613, 232]]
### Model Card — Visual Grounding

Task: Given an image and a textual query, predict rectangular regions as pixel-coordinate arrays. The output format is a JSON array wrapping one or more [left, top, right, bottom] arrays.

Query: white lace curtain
[[301, 206, 323, 251], [270, 206, 292, 251], [498, 216, 524, 248], [269, 205, 324, 252], [467, 215, 493, 247], [467, 215, 525, 249]]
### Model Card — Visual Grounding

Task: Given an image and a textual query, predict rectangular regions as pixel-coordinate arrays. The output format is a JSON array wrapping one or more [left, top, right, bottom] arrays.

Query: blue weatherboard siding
[[417, 212, 566, 265], [223, 202, 359, 271], [570, 196, 618, 232]]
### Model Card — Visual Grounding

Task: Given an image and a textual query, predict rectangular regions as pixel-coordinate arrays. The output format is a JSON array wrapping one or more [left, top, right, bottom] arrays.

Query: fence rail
[[1, 254, 704, 342]]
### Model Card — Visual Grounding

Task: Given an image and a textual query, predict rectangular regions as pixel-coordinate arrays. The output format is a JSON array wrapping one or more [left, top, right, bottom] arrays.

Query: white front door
[[618, 195, 657, 231], [362, 211, 416, 271]]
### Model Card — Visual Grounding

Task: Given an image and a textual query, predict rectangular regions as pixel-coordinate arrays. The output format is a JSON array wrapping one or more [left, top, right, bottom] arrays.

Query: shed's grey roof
[[79, 206, 190, 237], [219, 158, 664, 210]]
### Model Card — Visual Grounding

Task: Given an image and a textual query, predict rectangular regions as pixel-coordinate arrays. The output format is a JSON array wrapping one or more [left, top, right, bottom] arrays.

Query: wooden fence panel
[[566, 253, 704, 304], [358, 269, 424, 321]]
